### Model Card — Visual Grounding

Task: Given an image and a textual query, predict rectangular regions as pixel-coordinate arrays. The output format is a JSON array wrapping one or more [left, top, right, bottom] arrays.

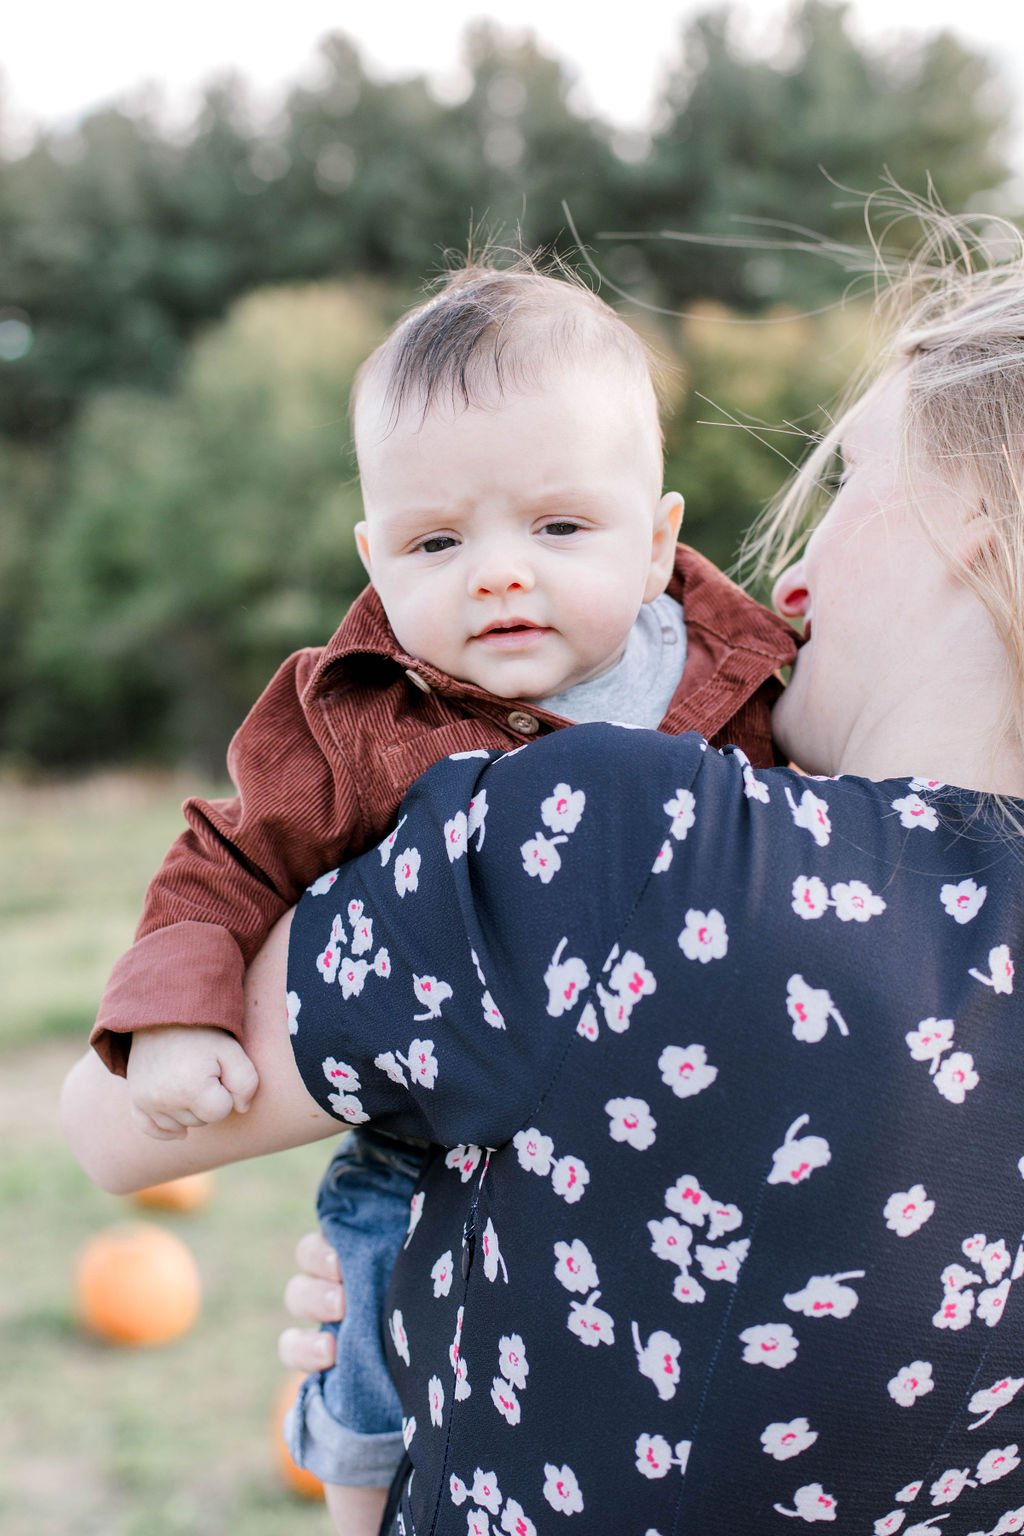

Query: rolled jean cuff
[[284, 1374, 406, 1487]]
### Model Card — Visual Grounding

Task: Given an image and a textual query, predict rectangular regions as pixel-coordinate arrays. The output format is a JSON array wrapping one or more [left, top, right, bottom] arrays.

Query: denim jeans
[[284, 1126, 425, 1485]]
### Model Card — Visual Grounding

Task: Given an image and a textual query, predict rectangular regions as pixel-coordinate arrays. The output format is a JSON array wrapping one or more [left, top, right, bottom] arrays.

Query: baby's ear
[[644, 492, 685, 602], [354, 521, 373, 580]]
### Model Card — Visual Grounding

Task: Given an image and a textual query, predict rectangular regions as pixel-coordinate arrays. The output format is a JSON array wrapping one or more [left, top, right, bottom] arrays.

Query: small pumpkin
[[132, 1171, 214, 1213], [273, 1373, 325, 1500], [74, 1222, 201, 1346]]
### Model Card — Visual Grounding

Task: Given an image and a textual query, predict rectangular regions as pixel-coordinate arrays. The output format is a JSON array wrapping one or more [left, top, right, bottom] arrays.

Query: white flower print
[[338, 957, 370, 998], [373, 947, 391, 978], [404, 1037, 439, 1089], [378, 818, 407, 867], [349, 914, 374, 955], [739, 1322, 800, 1370], [482, 1218, 508, 1283], [895, 1483, 923, 1503], [544, 938, 590, 1018], [664, 788, 696, 841], [934, 1050, 979, 1104], [347, 898, 363, 924], [785, 786, 832, 846], [451, 1474, 469, 1507], [791, 876, 830, 920], [374, 1051, 407, 1086], [707, 1202, 744, 1242], [941, 878, 987, 924], [978, 1281, 1011, 1327], [831, 880, 886, 923], [404, 1190, 424, 1248], [976, 1446, 1021, 1484], [884, 1185, 935, 1237], [933, 1287, 975, 1330], [992, 1506, 1024, 1534], [605, 1096, 657, 1150], [554, 1239, 599, 1294], [608, 950, 657, 1003], [970, 1382, 1024, 1437], [402, 1416, 416, 1449], [741, 759, 770, 803], [454, 1354, 471, 1401], [328, 1092, 369, 1124], [514, 1129, 555, 1177], [498, 1335, 529, 1391], [970, 944, 1015, 994], [500, 1500, 537, 1536], [520, 831, 566, 884], [906, 1017, 955, 1074], [929, 1467, 976, 1506], [316, 934, 342, 983], [761, 1419, 819, 1462], [658, 1043, 718, 1099], [773, 1483, 838, 1522], [635, 1433, 684, 1480], [887, 1361, 935, 1407], [678, 908, 728, 963], [892, 793, 939, 831], [321, 1059, 367, 1123], [446, 1144, 484, 1183], [632, 1322, 681, 1401], [481, 991, 505, 1029], [541, 783, 586, 835], [941, 1262, 981, 1293], [449, 749, 492, 760], [413, 975, 453, 1021], [786, 975, 849, 1043], [695, 1240, 749, 1284], [767, 1115, 832, 1186], [471, 1470, 503, 1516], [596, 982, 635, 1033], [467, 789, 488, 849], [783, 1271, 864, 1320], [543, 1463, 584, 1515], [567, 1291, 615, 1347], [576, 1002, 599, 1041], [962, 1232, 987, 1262], [872, 1512, 905, 1535], [285, 990, 301, 1034], [389, 1309, 411, 1367], [307, 869, 340, 895], [443, 811, 468, 862], [652, 840, 674, 874], [648, 1216, 694, 1268], [428, 1374, 445, 1427], [394, 847, 421, 896], [466, 1510, 490, 1536], [910, 777, 945, 793], [672, 1271, 707, 1305], [490, 1377, 521, 1425], [431, 1250, 454, 1298], [665, 1174, 711, 1224], [982, 1240, 1012, 1284], [551, 1155, 590, 1204]]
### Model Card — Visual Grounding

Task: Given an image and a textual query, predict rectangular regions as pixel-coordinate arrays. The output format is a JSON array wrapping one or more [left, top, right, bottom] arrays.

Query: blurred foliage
[[0, 0, 1017, 769]]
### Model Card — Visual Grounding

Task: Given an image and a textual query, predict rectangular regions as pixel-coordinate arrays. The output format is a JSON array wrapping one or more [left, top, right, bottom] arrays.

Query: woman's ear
[[354, 521, 373, 580], [644, 492, 685, 603]]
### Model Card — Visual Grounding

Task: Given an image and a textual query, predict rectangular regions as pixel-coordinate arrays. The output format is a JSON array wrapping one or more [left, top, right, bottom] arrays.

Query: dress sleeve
[[91, 647, 365, 1074], [286, 725, 710, 1150]]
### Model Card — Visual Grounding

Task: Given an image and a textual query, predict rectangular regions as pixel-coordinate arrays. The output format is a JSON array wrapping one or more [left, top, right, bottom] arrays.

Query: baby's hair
[[744, 187, 1024, 767], [352, 249, 665, 445]]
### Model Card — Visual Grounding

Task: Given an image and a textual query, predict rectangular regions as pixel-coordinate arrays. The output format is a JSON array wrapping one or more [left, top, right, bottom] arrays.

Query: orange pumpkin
[[273, 1373, 325, 1500], [74, 1222, 201, 1346], [132, 1172, 215, 1212]]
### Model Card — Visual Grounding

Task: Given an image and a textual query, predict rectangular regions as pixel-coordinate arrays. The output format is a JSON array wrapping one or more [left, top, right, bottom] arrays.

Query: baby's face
[[354, 364, 683, 702]]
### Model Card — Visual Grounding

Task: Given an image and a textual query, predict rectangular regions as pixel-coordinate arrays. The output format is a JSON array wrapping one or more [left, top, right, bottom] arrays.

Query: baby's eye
[[542, 520, 582, 537], [416, 535, 458, 554]]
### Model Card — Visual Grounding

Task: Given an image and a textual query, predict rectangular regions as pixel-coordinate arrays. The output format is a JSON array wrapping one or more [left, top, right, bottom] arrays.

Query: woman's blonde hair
[[744, 188, 1024, 759]]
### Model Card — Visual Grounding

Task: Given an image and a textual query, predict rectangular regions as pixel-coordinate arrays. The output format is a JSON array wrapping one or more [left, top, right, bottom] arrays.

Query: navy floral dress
[[287, 724, 1024, 1536]]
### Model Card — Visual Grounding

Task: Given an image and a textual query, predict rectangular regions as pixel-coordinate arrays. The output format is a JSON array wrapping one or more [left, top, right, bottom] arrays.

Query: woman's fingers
[[277, 1324, 338, 1372], [294, 1229, 341, 1282], [283, 1272, 345, 1323]]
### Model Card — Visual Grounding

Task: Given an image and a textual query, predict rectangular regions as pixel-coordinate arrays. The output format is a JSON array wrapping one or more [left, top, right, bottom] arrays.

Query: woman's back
[[288, 725, 1024, 1535]]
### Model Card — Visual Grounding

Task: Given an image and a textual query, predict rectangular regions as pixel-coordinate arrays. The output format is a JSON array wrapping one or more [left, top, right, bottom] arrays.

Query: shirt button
[[507, 710, 539, 736], [404, 669, 433, 694]]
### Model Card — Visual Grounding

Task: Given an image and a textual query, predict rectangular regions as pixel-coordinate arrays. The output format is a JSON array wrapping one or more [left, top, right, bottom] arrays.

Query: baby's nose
[[771, 561, 809, 620], [469, 543, 535, 596]]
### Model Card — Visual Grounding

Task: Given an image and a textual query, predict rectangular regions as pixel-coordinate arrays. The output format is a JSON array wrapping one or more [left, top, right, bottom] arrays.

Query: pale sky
[[3, 0, 1023, 153]]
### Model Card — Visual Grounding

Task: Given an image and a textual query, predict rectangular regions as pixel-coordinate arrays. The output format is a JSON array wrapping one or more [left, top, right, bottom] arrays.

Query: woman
[[63, 216, 1024, 1535]]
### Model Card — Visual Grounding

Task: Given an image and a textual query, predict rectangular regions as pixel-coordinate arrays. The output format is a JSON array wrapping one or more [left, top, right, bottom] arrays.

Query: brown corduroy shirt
[[92, 544, 796, 1074]]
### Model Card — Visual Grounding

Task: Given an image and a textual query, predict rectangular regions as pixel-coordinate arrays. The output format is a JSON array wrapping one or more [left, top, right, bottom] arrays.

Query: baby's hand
[[127, 1024, 259, 1140]]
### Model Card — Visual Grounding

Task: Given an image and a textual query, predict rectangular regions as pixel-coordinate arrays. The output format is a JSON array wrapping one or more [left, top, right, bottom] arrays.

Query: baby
[[93, 259, 795, 1529]]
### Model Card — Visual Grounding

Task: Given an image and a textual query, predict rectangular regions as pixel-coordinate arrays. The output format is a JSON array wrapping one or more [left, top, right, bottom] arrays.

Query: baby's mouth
[[473, 620, 550, 648]]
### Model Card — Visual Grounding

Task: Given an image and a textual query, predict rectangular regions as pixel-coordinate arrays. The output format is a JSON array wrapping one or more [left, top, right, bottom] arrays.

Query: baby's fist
[[127, 1024, 259, 1139]]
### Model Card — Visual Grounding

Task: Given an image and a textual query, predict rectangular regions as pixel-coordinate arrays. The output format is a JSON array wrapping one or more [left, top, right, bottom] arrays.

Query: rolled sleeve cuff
[[285, 1375, 405, 1487], [90, 922, 246, 1076]]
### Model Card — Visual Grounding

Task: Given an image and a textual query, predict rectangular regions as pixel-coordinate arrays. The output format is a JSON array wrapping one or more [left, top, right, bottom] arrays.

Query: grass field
[[0, 773, 335, 1535]]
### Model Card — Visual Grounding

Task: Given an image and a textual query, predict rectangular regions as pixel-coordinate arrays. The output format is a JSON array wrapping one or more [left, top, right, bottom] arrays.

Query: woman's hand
[[278, 1231, 344, 1372]]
